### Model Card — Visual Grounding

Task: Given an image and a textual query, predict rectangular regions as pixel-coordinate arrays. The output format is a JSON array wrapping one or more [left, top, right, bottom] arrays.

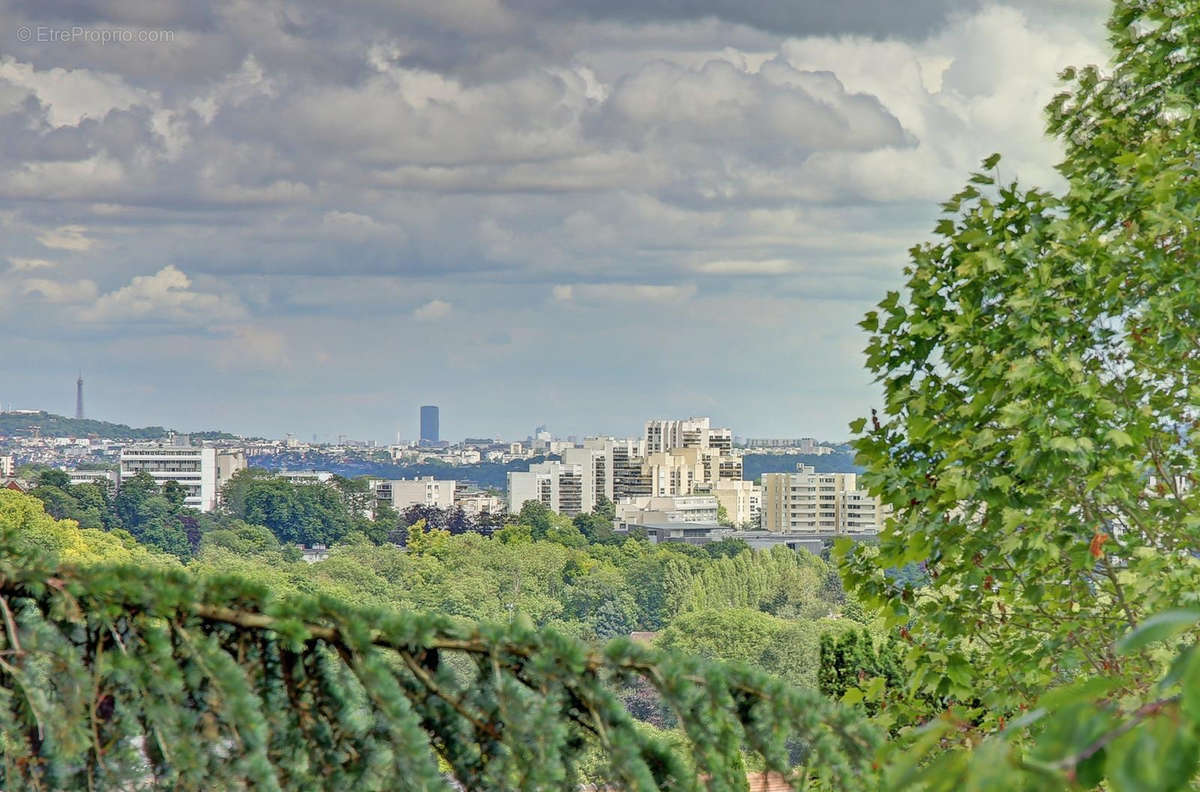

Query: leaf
[[982, 153, 1002, 170], [1116, 610, 1200, 655], [1037, 676, 1122, 712]]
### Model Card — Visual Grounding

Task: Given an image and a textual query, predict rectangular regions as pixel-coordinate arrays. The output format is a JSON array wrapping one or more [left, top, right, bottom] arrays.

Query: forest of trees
[[2, 0, 1199, 788]]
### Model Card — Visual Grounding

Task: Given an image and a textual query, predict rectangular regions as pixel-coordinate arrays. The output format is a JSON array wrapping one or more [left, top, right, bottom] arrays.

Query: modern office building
[[419, 405, 439, 445], [760, 464, 888, 533], [117, 443, 245, 512], [119, 444, 219, 512]]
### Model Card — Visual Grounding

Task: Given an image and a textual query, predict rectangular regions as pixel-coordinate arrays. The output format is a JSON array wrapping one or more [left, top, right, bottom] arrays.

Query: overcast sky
[[0, 0, 1110, 442]]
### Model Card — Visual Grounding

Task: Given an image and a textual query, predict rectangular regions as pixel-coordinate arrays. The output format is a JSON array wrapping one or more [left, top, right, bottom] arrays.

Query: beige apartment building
[[760, 465, 887, 533]]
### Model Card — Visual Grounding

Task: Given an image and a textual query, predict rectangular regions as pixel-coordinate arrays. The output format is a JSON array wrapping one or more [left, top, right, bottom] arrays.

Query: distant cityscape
[[1, 384, 881, 553]]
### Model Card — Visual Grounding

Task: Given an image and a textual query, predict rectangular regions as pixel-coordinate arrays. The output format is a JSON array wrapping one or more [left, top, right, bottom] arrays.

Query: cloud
[[694, 258, 795, 275], [412, 299, 452, 321], [215, 325, 290, 370], [36, 225, 93, 251], [552, 282, 698, 302], [8, 257, 56, 271], [20, 277, 98, 303], [0, 0, 1114, 438], [80, 265, 245, 323]]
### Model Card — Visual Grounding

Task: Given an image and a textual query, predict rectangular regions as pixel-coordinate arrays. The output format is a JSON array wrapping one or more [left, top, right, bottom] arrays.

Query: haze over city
[[2, 0, 1106, 440]]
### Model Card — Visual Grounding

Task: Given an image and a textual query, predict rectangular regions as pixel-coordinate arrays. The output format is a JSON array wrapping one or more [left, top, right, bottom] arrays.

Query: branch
[[1046, 695, 1178, 773]]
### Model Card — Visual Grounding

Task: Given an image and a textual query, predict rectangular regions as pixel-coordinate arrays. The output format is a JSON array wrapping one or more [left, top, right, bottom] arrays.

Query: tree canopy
[[841, 0, 1200, 787]]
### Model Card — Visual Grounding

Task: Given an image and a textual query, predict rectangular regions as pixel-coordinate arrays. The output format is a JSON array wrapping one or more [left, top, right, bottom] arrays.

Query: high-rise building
[[0, 455, 13, 478], [507, 461, 584, 516], [644, 417, 732, 453], [75, 373, 84, 420], [419, 405, 439, 445], [760, 465, 888, 534]]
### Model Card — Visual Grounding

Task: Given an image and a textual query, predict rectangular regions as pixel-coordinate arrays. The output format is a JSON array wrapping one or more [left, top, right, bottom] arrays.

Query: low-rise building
[[276, 469, 334, 486], [375, 477, 457, 510], [68, 469, 119, 488], [615, 494, 719, 529]]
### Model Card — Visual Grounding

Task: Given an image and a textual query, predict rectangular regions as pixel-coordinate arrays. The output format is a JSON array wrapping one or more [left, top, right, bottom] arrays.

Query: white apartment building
[[642, 447, 743, 497], [120, 444, 219, 512], [644, 417, 733, 454], [507, 461, 584, 516], [216, 451, 248, 489], [760, 465, 887, 533], [375, 477, 456, 510], [615, 495, 720, 528], [455, 491, 505, 518], [0, 455, 13, 478]]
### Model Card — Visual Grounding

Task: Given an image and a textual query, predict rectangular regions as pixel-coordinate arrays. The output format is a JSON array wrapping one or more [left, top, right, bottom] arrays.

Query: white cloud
[[8, 257, 56, 272], [0, 56, 157, 126], [80, 265, 245, 324], [215, 325, 290, 370], [552, 282, 697, 302], [37, 226, 94, 252], [20, 277, 98, 304], [412, 299, 452, 321], [694, 258, 796, 275]]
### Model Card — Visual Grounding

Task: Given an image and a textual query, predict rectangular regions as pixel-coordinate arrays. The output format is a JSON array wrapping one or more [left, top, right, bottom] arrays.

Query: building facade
[[119, 444, 219, 512], [760, 464, 887, 533], [420, 405, 439, 445], [615, 495, 720, 529], [375, 477, 456, 510], [507, 461, 585, 516], [711, 478, 762, 528]]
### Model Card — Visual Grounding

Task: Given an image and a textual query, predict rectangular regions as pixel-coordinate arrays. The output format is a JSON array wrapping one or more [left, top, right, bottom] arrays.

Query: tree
[[842, 0, 1200, 785], [517, 499, 555, 540], [0, 490, 879, 790], [225, 473, 361, 546], [657, 608, 824, 689], [36, 469, 70, 489]]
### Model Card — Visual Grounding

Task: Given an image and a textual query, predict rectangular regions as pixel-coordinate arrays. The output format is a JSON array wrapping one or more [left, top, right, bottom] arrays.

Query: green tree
[[842, 0, 1200, 786], [657, 608, 825, 689], [0, 491, 879, 791]]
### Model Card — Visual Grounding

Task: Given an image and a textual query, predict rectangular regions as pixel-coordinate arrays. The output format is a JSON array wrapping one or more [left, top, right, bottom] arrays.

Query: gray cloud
[[0, 0, 1110, 438]]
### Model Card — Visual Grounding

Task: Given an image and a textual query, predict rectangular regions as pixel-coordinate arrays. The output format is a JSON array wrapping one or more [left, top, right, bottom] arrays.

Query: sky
[[0, 0, 1111, 443]]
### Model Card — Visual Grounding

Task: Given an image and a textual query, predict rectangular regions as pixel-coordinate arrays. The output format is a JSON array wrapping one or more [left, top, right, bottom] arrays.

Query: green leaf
[[1038, 676, 1122, 712], [982, 153, 1002, 170], [1116, 610, 1200, 655]]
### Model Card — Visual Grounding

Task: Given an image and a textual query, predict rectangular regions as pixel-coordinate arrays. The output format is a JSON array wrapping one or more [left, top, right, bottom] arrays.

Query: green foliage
[[658, 609, 832, 690], [842, 0, 1200, 786], [674, 546, 833, 621], [221, 469, 370, 546], [0, 492, 880, 790]]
